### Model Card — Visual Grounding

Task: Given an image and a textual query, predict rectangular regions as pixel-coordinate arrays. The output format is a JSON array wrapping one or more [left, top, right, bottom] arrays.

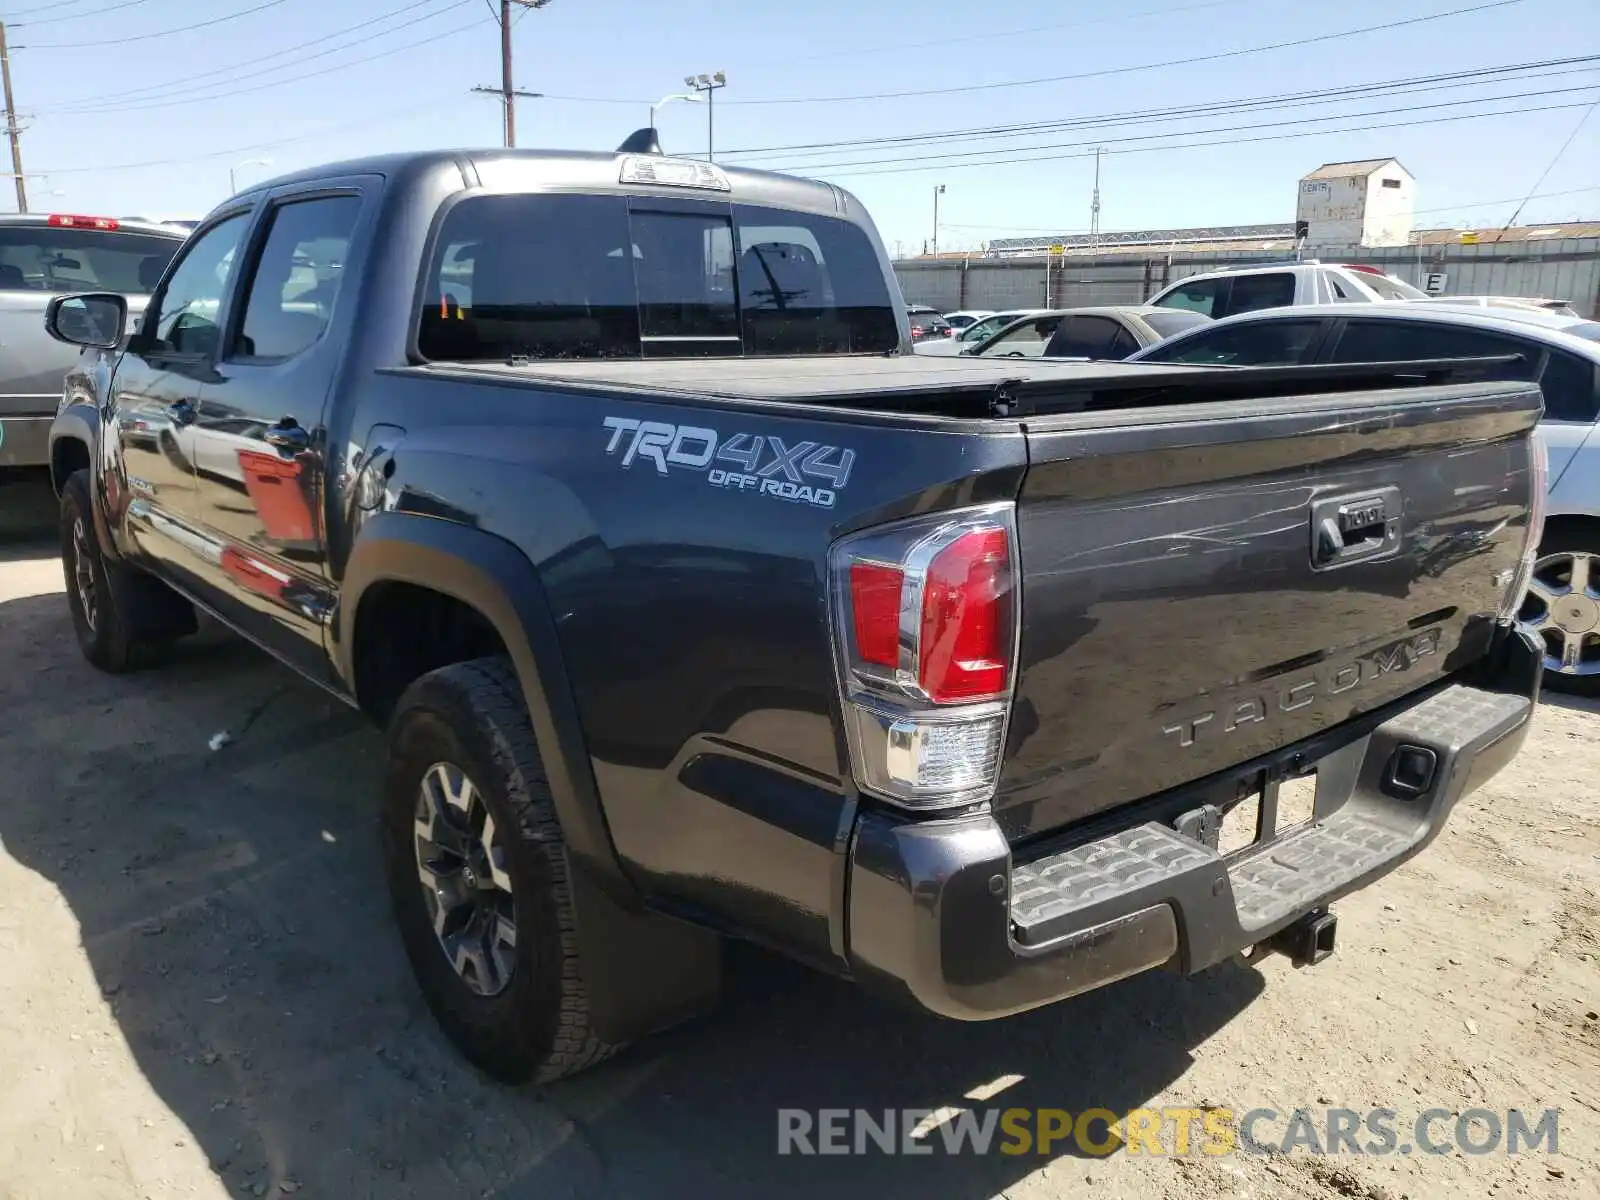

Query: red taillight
[[850, 561, 903, 667], [919, 528, 1010, 702], [829, 505, 1017, 810], [48, 214, 119, 230]]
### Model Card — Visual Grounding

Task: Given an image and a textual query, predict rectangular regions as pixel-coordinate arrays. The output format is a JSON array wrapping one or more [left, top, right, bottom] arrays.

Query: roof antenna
[[617, 127, 662, 155]]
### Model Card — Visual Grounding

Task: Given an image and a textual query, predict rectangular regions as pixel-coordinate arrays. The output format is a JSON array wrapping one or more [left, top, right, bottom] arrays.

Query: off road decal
[[601, 417, 855, 510]]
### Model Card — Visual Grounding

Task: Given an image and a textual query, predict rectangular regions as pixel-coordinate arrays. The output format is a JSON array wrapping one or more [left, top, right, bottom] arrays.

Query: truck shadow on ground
[[0, 586, 1268, 1200]]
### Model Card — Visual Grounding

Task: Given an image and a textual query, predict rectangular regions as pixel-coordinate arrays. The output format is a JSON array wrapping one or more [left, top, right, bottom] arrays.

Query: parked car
[[0, 214, 184, 472], [914, 307, 1049, 356], [965, 305, 1213, 359], [906, 304, 952, 342], [941, 309, 993, 332], [46, 137, 1544, 1085], [1146, 261, 1428, 319], [1130, 301, 1600, 691]]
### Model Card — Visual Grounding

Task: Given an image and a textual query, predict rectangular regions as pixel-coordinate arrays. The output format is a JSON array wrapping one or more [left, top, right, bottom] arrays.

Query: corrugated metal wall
[[895, 239, 1600, 317]]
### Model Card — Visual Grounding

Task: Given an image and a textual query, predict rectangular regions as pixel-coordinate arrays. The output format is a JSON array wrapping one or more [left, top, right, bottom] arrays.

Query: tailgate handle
[[1310, 488, 1401, 570]]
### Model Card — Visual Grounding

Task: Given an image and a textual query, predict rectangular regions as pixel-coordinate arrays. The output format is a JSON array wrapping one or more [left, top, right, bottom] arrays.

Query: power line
[[32, 91, 460, 175], [41, 0, 458, 109], [1501, 98, 1600, 228], [42, 2, 481, 117], [19, 0, 291, 49], [803, 98, 1598, 179], [0, 0, 95, 19], [544, 0, 1531, 108], [723, 57, 1600, 158], [11, 0, 156, 28], [741, 0, 1251, 68], [763, 84, 1600, 173]]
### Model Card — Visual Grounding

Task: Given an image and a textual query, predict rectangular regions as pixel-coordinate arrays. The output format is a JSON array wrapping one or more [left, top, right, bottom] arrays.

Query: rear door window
[[1045, 315, 1126, 359], [1156, 277, 1226, 317], [0, 225, 179, 294], [1222, 272, 1296, 317], [416, 194, 899, 361], [1330, 320, 1535, 382], [1143, 319, 1323, 366], [1537, 350, 1599, 423]]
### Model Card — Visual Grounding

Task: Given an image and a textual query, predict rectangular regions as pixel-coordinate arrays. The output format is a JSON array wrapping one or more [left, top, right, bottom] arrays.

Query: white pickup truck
[[1147, 260, 1427, 320]]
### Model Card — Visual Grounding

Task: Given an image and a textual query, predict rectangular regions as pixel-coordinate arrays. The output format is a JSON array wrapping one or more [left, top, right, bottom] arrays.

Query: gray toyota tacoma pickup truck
[[44, 131, 1547, 1084]]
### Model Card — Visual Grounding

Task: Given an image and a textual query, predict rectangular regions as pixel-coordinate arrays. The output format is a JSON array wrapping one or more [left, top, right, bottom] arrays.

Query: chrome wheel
[[1519, 549, 1600, 677], [413, 761, 518, 997], [71, 516, 99, 633]]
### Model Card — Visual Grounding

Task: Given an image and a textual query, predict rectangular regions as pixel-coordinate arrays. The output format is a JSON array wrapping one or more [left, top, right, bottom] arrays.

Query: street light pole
[[650, 92, 700, 130], [932, 184, 945, 255], [684, 72, 726, 161]]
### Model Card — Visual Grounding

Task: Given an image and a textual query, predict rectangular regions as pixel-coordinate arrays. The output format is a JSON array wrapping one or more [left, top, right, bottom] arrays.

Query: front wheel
[[59, 469, 195, 672], [381, 656, 620, 1083], [1517, 527, 1600, 695]]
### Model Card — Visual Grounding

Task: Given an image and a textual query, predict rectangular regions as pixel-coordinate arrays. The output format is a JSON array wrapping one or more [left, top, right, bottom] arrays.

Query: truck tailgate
[[998, 380, 1541, 841]]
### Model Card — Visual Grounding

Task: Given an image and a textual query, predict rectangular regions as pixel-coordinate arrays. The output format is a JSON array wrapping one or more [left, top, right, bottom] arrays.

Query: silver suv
[[0, 214, 184, 471]]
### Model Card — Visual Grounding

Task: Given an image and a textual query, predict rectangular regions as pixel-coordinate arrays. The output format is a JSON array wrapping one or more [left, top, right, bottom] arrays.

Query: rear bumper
[[0, 415, 52, 469], [844, 629, 1540, 1020]]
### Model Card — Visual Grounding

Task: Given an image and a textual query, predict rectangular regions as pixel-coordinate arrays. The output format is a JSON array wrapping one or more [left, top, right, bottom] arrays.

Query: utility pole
[[0, 23, 25, 214], [472, 0, 551, 148], [932, 184, 945, 255], [684, 72, 726, 160], [1089, 146, 1106, 251]]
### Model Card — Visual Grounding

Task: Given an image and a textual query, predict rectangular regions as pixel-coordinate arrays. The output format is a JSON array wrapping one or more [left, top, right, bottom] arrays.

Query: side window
[[1330, 321, 1534, 382], [978, 317, 1061, 357], [146, 214, 250, 357], [1146, 319, 1323, 366], [1326, 274, 1352, 301], [1046, 316, 1124, 359], [1156, 277, 1225, 317], [1108, 325, 1141, 359], [1538, 350, 1600, 423], [1223, 272, 1296, 317], [233, 196, 361, 362]]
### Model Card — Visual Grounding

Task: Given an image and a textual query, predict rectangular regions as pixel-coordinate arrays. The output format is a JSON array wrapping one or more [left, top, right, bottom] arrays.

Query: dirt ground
[[0, 475, 1596, 1200]]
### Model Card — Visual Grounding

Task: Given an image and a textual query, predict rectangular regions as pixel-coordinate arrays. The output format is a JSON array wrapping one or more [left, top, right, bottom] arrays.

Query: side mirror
[[45, 292, 127, 350]]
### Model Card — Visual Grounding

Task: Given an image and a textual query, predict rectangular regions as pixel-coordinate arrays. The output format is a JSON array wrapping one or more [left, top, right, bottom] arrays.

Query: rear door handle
[[264, 420, 310, 452]]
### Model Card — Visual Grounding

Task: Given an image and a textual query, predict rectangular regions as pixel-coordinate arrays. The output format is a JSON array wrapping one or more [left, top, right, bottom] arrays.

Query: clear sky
[[6, 0, 1597, 252]]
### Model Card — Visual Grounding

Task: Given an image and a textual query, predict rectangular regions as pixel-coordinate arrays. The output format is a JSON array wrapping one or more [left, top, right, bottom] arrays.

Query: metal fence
[[894, 238, 1600, 318]]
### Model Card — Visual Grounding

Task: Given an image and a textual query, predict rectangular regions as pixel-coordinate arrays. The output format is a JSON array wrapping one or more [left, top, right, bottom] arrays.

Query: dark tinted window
[[1330, 320, 1534, 382], [147, 214, 250, 357], [1143, 310, 1210, 339], [1109, 325, 1141, 358], [418, 195, 898, 361], [1539, 350, 1599, 422], [0, 225, 179, 294], [234, 196, 360, 362], [1144, 319, 1322, 366], [1223, 272, 1296, 316], [1155, 276, 1224, 317], [1045, 315, 1125, 359]]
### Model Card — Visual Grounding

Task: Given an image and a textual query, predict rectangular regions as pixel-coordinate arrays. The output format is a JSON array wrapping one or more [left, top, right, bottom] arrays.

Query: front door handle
[[264, 419, 310, 452], [167, 398, 196, 426]]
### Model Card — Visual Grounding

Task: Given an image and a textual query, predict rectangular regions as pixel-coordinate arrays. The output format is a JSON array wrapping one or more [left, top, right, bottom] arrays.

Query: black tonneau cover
[[412, 355, 1525, 419]]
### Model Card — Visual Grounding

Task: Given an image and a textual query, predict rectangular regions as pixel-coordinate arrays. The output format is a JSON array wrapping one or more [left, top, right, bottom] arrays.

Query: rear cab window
[[0, 223, 180, 294], [417, 193, 900, 361]]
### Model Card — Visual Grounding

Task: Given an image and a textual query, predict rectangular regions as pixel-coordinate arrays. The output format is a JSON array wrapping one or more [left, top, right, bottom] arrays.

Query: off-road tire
[[59, 469, 196, 673], [381, 655, 620, 1083]]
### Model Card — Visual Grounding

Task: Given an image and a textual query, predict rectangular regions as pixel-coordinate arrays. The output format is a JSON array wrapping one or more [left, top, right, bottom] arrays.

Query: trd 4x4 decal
[[601, 417, 856, 510]]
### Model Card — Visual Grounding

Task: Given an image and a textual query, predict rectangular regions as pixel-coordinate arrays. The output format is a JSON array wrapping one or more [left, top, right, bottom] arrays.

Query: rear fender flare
[[337, 512, 636, 902]]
